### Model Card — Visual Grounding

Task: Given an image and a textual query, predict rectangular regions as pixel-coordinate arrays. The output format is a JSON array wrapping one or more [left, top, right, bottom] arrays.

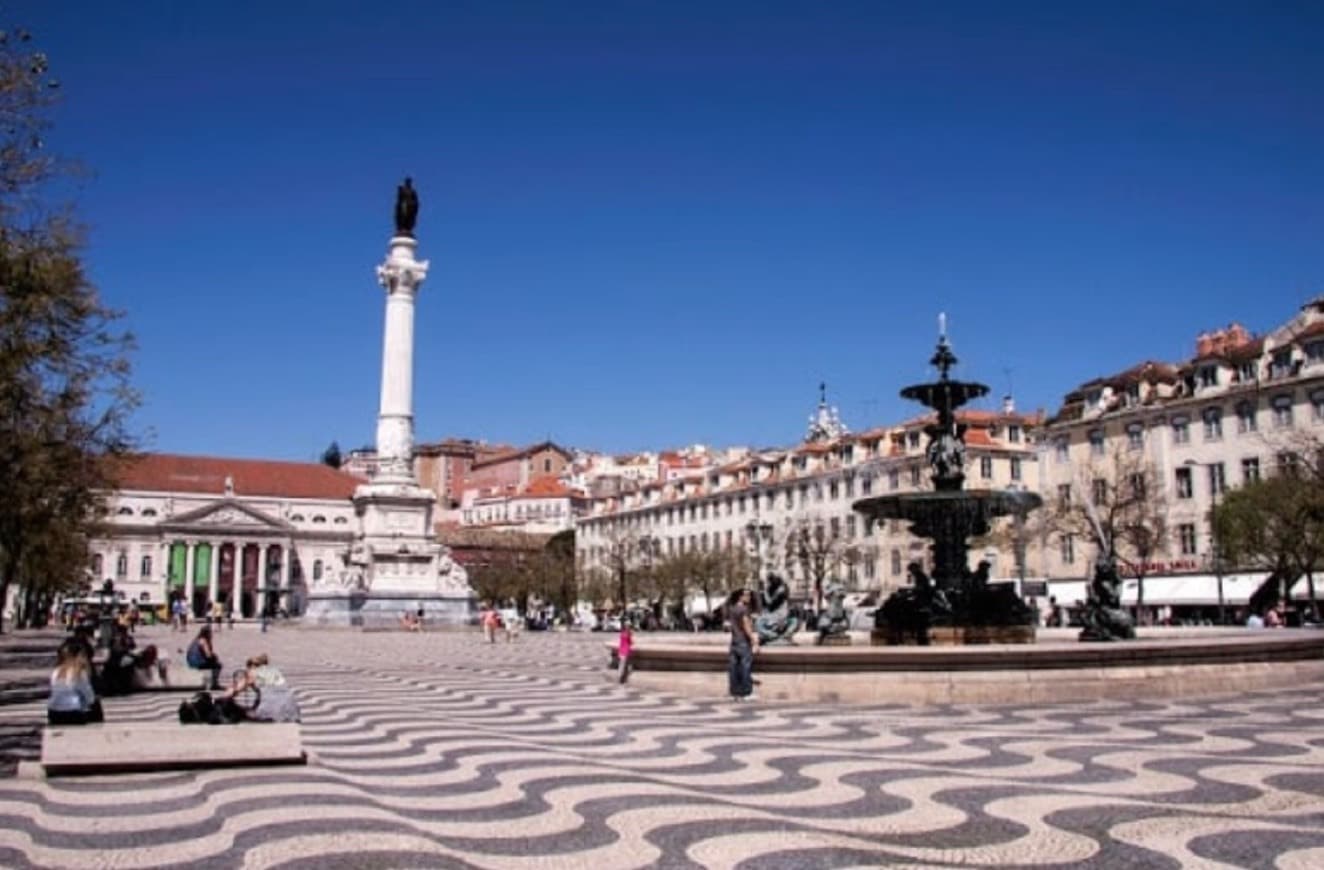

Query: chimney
[[1002, 394, 1015, 415]]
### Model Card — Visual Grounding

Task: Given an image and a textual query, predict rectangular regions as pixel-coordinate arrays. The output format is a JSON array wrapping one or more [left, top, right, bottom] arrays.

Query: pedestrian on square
[[616, 621, 634, 684], [728, 588, 759, 701], [48, 639, 104, 726], [481, 604, 500, 644], [186, 624, 224, 689]]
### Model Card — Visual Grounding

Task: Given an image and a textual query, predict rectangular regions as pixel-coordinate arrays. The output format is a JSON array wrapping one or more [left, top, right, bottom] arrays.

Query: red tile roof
[[110, 453, 360, 500]]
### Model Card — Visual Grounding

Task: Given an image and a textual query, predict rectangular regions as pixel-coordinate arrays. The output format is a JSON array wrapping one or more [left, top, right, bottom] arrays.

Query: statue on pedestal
[[394, 177, 419, 237], [816, 579, 851, 644], [754, 574, 799, 644], [1078, 552, 1135, 641]]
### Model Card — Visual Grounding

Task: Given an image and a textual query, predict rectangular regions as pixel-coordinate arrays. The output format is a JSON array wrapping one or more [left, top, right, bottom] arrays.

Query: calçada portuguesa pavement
[[2, 624, 1324, 868]]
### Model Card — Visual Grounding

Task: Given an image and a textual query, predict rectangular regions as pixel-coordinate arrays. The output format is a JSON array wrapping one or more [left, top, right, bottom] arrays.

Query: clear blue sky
[[19, 1, 1324, 459]]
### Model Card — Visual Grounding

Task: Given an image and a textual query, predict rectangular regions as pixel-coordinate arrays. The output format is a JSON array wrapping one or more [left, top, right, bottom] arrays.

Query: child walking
[[616, 621, 634, 684]]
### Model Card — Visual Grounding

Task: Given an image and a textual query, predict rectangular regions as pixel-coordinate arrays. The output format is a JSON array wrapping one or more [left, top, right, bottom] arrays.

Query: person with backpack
[[186, 625, 223, 689]]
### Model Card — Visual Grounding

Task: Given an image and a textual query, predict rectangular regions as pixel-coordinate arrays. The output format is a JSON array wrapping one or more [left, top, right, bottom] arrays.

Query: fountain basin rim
[[853, 489, 1043, 520]]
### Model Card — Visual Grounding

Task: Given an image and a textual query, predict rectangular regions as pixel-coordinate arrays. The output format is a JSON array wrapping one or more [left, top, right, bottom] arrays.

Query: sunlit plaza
[[2, 626, 1324, 868]]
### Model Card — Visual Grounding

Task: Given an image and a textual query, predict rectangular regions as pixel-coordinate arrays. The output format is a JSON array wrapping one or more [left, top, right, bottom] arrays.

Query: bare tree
[[784, 514, 854, 609], [1043, 446, 1168, 619]]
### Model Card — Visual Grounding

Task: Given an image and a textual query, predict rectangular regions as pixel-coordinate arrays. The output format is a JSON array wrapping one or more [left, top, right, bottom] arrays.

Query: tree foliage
[[1214, 446, 1324, 617], [0, 26, 139, 630], [320, 440, 342, 469]]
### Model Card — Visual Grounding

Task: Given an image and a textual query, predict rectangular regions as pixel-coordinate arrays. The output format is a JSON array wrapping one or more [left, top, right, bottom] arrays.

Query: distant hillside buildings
[[70, 296, 1324, 620]]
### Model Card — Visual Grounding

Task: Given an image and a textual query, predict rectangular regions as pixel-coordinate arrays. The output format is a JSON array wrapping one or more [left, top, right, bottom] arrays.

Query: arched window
[[141, 508, 157, 517], [312, 515, 327, 524], [334, 516, 347, 525], [290, 514, 305, 522], [117, 506, 133, 515]]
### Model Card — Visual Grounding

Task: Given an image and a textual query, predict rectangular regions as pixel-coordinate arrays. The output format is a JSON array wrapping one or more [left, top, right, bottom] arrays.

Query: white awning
[[1049, 573, 1269, 607]]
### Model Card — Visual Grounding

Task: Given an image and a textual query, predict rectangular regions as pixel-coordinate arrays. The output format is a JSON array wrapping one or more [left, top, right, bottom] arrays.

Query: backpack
[[178, 691, 220, 725], [186, 640, 204, 669]]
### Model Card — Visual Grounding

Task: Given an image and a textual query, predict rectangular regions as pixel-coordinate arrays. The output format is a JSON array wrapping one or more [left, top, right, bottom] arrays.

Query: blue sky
[[18, 1, 1324, 459]]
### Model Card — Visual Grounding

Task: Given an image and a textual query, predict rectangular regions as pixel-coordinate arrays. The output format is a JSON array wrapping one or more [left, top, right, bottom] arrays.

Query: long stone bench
[[34, 723, 306, 776]]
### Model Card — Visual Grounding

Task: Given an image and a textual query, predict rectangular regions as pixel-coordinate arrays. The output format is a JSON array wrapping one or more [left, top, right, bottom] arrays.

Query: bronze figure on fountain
[[853, 317, 1040, 645]]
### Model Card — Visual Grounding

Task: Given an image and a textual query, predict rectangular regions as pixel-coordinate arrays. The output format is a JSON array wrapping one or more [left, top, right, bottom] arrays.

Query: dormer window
[[1125, 383, 1141, 405], [1238, 361, 1257, 382], [1007, 425, 1021, 443], [907, 431, 920, 449], [1270, 349, 1293, 379], [1306, 340, 1324, 364], [1198, 365, 1218, 388]]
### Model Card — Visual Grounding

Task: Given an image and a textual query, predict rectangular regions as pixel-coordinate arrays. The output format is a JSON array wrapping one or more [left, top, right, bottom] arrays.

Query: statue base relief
[[301, 480, 475, 628]]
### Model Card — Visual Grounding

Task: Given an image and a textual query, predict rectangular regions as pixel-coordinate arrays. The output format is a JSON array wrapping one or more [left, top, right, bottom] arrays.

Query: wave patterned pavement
[[2, 626, 1324, 868]]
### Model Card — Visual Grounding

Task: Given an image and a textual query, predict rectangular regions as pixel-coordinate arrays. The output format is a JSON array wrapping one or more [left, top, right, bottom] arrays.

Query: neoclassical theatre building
[[89, 454, 362, 618]]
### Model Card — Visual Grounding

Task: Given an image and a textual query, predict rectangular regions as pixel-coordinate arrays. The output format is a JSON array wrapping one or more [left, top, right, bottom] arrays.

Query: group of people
[[478, 604, 521, 643], [48, 622, 299, 726]]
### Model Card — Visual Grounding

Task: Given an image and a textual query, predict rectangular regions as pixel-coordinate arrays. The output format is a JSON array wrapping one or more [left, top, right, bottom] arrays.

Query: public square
[[3, 626, 1324, 868]]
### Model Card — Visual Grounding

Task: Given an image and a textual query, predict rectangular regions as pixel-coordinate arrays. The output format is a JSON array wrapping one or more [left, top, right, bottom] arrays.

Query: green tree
[[1214, 466, 1324, 620], [0, 27, 139, 631]]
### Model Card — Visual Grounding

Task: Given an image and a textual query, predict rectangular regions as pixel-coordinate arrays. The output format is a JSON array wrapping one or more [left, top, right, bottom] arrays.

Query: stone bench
[[33, 722, 306, 776]]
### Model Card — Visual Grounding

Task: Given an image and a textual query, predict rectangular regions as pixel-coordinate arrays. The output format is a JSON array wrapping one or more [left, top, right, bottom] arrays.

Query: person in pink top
[[617, 622, 634, 684]]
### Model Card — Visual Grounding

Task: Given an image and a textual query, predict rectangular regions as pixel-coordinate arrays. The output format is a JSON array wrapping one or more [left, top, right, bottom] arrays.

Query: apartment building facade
[[1039, 297, 1324, 603], [576, 405, 1042, 605]]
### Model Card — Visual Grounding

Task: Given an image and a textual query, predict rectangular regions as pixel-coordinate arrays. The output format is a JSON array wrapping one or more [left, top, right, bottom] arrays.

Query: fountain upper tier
[[899, 379, 988, 411]]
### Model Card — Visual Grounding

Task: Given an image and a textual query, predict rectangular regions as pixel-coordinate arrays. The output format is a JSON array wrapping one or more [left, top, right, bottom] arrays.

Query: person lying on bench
[[186, 625, 223, 690], [48, 639, 105, 726], [220, 654, 301, 723]]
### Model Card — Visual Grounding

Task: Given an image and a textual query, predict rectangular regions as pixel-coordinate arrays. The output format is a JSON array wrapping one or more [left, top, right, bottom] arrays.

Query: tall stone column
[[373, 236, 428, 483]]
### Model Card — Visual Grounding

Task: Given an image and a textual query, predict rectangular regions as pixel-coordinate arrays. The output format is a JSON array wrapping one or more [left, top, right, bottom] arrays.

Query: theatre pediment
[[164, 500, 291, 532]]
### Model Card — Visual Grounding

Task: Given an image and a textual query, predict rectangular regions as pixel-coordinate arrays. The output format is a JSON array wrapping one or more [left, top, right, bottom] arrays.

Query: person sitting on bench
[[48, 639, 104, 726], [186, 625, 223, 690], [220, 654, 301, 723]]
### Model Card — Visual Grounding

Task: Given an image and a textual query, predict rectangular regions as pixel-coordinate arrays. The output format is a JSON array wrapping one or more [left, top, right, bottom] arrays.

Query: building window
[[907, 431, 920, 449], [829, 518, 840, 539], [1091, 478, 1108, 505], [829, 481, 839, 500], [864, 558, 875, 579], [700, 503, 708, 520], [312, 515, 327, 524], [910, 466, 921, 486], [1010, 458, 1022, 481], [1242, 457, 1260, 483], [1313, 390, 1324, 421], [1175, 467, 1192, 499], [1202, 407, 1223, 441], [117, 506, 133, 515], [1198, 365, 1218, 388], [115, 553, 128, 578], [1127, 472, 1146, 500], [891, 548, 902, 576], [313, 560, 323, 581], [1270, 349, 1293, 379], [1236, 401, 1257, 434], [142, 508, 157, 517], [846, 515, 856, 539], [1088, 429, 1105, 456], [980, 456, 993, 479], [1054, 438, 1069, 463], [91, 554, 103, 575], [1060, 534, 1075, 565], [1307, 341, 1324, 364], [1272, 395, 1294, 428], [1178, 523, 1198, 555], [1057, 483, 1071, 504], [783, 490, 793, 509], [888, 469, 899, 490], [1208, 462, 1226, 496], [1126, 424, 1144, 450], [1007, 425, 1021, 444], [861, 474, 873, 495], [543, 458, 551, 472], [813, 485, 822, 503], [140, 556, 152, 578], [843, 477, 854, 498], [1171, 416, 1190, 444], [334, 516, 348, 525]]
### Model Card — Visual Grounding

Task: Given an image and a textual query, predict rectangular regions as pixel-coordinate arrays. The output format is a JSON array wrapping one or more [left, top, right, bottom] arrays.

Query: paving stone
[[0, 625, 1321, 868]]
